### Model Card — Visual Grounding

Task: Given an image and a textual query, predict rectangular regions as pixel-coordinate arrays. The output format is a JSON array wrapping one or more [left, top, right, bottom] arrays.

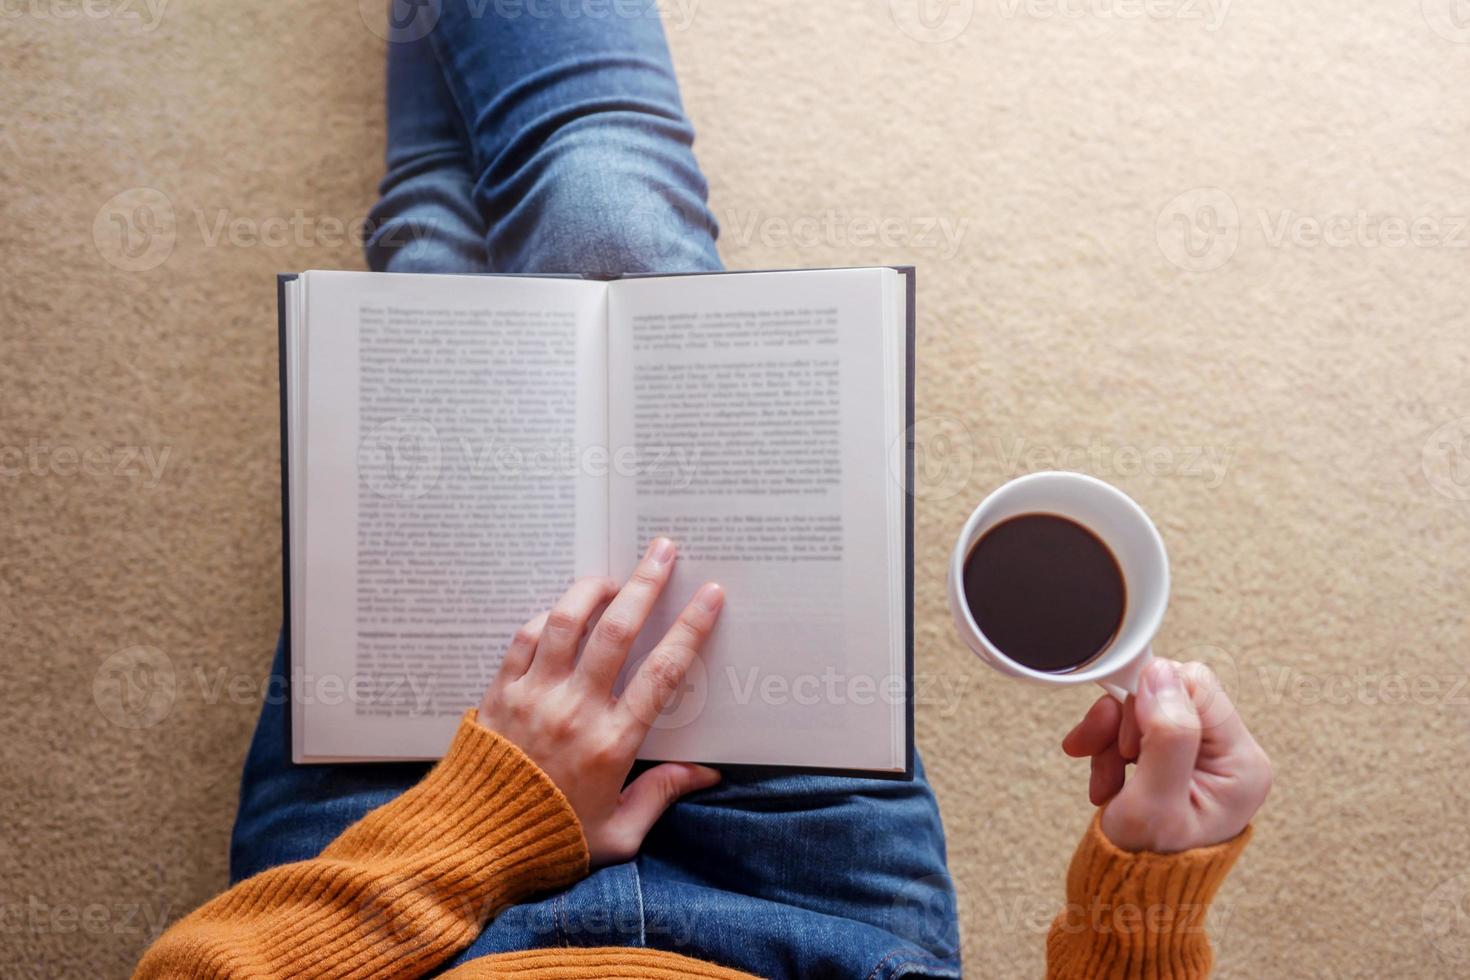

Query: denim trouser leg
[[368, 0, 720, 277], [423, 1, 721, 276], [232, 9, 959, 978], [365, 16, 489, 275]]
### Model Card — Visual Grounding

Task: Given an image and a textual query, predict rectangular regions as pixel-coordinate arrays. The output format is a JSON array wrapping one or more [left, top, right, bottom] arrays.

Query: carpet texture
[[4, 1, 1470, 976]]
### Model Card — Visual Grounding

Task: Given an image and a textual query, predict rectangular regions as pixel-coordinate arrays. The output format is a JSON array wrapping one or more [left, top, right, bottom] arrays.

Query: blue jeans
[[232, 7, 960, 978]]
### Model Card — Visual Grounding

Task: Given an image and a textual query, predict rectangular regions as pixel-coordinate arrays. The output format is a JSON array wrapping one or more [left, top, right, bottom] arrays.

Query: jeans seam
[[865, 947, 963, 980], [630, 862, 647, 947], [890, 963, 964, 979], [864, 948, 906, 980], [554, 891, 568, 946]]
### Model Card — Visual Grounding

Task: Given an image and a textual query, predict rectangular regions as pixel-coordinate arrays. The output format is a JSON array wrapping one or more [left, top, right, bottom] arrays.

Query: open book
[[278, 267, 914, 776]]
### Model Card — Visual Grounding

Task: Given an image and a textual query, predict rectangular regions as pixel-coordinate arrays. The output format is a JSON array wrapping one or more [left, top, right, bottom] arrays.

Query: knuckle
[[594, 613, 637, 648], [682, 600, 716, 629], [511, 625, 539, 648], [629, 565, 663, 590], [654, 772, 682, 805], [661, 771, 691, 805], [642, 651, 687, 697], [506, 693, 534, 722], [590, 733, 626, 767], [545, 607, 583, 637], [546, 709, 578, 741], [1181, 661, 1216, 688], [671, 616, 708, 649]]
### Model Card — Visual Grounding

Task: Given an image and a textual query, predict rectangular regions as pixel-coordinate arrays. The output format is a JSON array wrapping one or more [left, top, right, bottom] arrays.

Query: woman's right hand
[[1062, 658, 1272, 853], [476, 538, 725, 867]]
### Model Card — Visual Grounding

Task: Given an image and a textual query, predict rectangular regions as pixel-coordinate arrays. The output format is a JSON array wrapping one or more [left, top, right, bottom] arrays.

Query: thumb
[[613, 762, 721, 843], [1127, 659, 1202, 803]]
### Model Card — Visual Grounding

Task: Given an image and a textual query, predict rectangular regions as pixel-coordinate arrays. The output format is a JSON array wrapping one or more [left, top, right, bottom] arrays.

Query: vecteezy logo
[[1422, 417, 1470, 501], [359, 0, 442, 43], [358, 416, 443, 501], [887, 873, 963, 958], [890, 0, 975, 42], [1424, 872, 1470, 962], [648, 656, 708, 731], [354, 874, 455, 955], [92, 187, 176, 272], [1169, 644, 1241, 730], [93, 646, 176, 729], [615, 204, 682, 275], [1155, 187, 1240, 272], [890, 414, 975, 501], [1423, 0, 1470, 43], [623, 195, 713, 272]]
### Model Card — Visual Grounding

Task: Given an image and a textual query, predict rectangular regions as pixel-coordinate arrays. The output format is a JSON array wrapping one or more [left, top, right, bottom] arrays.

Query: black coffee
[[962, 513, 1125, 673]]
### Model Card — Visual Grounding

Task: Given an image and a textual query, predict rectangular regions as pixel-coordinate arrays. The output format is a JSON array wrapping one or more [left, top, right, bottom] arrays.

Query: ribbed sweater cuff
[[136, 710, 589, 979], [1045, 811, 1252, 979], [320, 708, 590, 897]]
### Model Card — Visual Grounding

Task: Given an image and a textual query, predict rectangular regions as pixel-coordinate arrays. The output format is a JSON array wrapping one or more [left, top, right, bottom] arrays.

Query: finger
[[527, 576, 619, 679], [1176, 660, 1249, 745], [1062, 694, 1122, 757], [496, 611, 548, 684], [619, 582, 724, 732], [1126, 658, 1203, 803], [1089, 742, 1128, 806], [1118, 694, 1141, 761], [578, 537, 677, 695], [610, 762, 722, 853]]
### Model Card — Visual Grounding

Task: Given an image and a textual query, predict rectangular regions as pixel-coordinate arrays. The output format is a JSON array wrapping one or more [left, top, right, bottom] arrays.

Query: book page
[[607, 269, 906, 771], [294, 271, 608, 761]]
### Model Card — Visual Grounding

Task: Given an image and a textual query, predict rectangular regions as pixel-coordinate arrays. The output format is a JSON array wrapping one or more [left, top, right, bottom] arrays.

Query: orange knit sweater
[[135, 711, 1250, 979]]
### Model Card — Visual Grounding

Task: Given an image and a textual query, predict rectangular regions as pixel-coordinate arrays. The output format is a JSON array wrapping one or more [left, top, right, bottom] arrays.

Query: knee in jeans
[[365, 222, 447, 274], [504, 144, 716, 277], [366, 177, 487, 274]]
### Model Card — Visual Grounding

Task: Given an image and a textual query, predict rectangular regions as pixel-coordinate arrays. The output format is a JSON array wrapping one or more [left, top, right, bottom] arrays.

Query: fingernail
[[695, 582, 724, 613], [647, 537, 675, 565], [1151, 662, 1185, 701]]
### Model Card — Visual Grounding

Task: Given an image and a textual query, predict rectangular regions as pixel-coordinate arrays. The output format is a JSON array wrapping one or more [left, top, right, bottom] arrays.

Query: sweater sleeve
[[1045, 812, 1252, 979], [135, 709, 589, 980]]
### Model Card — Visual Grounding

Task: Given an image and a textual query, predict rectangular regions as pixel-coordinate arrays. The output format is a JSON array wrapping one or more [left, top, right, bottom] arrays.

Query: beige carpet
[[5, 0, 1470, 976]]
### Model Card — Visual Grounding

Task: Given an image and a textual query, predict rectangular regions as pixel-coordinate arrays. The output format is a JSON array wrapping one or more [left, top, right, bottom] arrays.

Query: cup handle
[[1100, 645, 1154, 703]]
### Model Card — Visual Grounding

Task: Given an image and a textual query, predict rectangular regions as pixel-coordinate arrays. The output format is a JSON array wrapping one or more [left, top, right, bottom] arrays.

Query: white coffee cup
[[947, 471, 1170, 701]]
